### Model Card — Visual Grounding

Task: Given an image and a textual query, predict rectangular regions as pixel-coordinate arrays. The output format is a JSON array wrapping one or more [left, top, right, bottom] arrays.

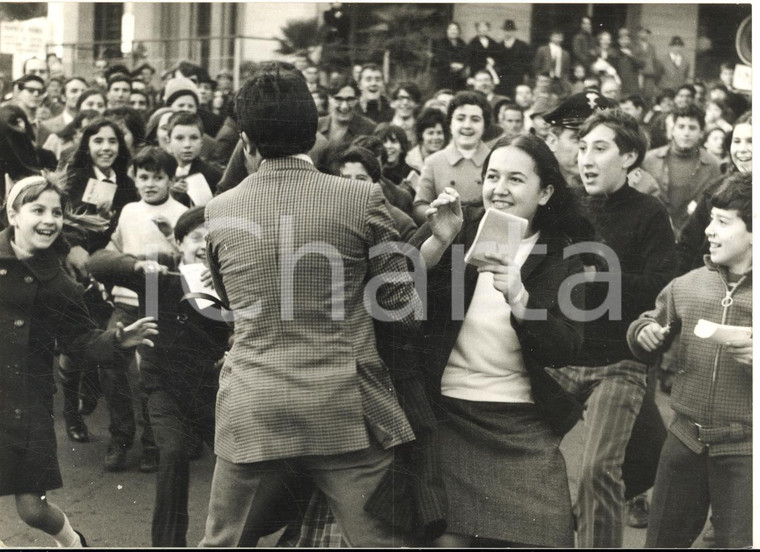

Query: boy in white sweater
[[99, 146, 187, 473]]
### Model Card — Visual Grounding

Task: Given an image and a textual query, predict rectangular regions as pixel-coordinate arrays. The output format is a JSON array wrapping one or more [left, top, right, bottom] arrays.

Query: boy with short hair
[[550, 108, 677, 548], [166, 111, 222, 206], [100, 146, 188, 473], [642, 104, 722, 239], [628, 172, 752, 548], [90, 206, 231, 546]]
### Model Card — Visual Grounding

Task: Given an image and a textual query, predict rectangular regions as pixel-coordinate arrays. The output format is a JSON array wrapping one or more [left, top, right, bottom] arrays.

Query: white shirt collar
[[93, 166, 116, 182]]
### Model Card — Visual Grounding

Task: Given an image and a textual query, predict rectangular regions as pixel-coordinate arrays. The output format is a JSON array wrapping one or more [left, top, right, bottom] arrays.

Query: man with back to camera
[[200, 61, 422, 547]]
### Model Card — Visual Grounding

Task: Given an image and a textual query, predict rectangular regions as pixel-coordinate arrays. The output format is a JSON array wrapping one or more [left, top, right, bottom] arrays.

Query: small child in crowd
[[166, 111, 222, 206], [627, 172, 752, 548], [90, 206, 231, 547], [0, 174, 156, 547]]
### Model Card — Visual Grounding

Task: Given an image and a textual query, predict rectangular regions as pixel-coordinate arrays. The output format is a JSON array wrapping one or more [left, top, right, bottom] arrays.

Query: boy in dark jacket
[[167, 112, 222, 207], [89, 207, 231, 547]]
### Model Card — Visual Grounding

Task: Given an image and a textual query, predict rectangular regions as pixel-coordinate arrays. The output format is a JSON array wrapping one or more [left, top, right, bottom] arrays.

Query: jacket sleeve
[[627, 278, 680, 364], [620, 204, 677, 321], [56, 280, 129, 369], [204, 207, 231, 308], [511, 248, 585, 368], [364, 183, 422, 335]]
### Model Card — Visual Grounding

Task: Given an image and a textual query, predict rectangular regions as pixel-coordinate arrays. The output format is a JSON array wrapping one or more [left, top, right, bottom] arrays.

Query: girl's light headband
[[5, 175, 48, 217]]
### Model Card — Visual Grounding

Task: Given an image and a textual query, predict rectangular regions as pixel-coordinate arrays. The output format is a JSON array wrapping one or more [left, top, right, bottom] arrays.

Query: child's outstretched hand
[[637, 322, 670, 352], [725, 338, 753, 366], [115, 316, 159, 348]]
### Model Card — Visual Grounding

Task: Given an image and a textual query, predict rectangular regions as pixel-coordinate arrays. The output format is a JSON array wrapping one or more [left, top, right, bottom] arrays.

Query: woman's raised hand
[[425, 187, 463, 245]]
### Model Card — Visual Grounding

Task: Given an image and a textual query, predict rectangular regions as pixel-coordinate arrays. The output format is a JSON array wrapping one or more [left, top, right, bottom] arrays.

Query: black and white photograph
[[0, 1, 753, 548]]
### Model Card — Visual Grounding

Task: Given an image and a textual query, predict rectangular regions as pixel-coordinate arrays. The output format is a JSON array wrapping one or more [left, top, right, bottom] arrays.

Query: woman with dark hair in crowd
[[412, 91, 492, 225], [104, 106, 147, 156], [0, 105, 56, 191], [413, 133, 589, 548], [373, 123, 413, 185], [405, 107, 450, 177]]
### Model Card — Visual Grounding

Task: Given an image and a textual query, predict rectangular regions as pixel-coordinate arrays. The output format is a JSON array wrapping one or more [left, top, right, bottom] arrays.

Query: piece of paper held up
[[183, 173, 213, 206], [179, 262, 220, 310], [82, 178, 117, 210], [464, 209, 528, 267], [693, 319, 752, 345]]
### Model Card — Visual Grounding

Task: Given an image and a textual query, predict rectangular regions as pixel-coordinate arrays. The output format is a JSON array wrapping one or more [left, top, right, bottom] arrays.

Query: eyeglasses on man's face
[[20, 84, 45, 95]]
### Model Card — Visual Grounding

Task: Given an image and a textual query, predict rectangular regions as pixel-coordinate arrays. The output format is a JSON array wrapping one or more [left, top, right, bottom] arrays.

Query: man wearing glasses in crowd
[[11, 74, 46, 138], [317, 77, 376, 172]]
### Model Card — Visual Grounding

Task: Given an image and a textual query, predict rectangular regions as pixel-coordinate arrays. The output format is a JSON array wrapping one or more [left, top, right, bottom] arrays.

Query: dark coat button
[[14, 319, 25, 327]]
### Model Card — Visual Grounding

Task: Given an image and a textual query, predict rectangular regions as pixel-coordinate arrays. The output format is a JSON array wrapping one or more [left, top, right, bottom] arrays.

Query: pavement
[[1, 374, 711, 548]]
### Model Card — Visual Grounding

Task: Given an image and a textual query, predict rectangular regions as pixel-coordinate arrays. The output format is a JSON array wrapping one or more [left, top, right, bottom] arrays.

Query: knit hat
[[174, 206, 206, 243], [164, 77, 200, 107]]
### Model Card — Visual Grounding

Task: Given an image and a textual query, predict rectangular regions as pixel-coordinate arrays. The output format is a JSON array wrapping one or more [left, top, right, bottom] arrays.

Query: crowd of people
[[0, 12, 753, 550]]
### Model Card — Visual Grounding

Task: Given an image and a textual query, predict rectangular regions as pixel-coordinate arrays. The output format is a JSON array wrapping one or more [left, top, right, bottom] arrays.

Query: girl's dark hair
[[447, 91, 492, 131], [0, 105, 42, 181], [104, 106, 147, 150], [373, 123, 409, 155], [415, 107, 450, 145], [482, 134, 589, 241], [75, 89, 107, 112], [68, 118, 130, 176]]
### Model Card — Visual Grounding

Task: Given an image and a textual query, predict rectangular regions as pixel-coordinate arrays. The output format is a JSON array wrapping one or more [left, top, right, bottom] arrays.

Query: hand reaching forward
[[115, 316, 159, 348], [425, 187, 463, 246]]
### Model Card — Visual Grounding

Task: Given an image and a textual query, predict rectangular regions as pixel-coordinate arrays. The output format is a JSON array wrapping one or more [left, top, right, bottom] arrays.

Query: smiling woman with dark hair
[[413, 133, 590, 547]]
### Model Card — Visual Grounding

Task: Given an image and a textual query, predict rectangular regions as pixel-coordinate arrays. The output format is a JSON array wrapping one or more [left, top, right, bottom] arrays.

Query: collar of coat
[[444, 141, 491, 167], [654, 144, 716, 167], [0, 227, 62, 282], [257, 155, 315, 174]]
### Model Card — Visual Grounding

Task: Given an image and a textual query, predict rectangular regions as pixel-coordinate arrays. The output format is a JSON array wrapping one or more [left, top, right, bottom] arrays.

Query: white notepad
[[694, 319, 752, 345], [179, 262, 220, 310], [464, 209, 528, 267], [183, 173, 213, 206], [81, 178, 117, 209]]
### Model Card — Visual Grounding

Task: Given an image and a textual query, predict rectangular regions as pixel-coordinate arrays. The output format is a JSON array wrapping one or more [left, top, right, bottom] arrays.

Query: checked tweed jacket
[[205, 156, 421, 464]]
